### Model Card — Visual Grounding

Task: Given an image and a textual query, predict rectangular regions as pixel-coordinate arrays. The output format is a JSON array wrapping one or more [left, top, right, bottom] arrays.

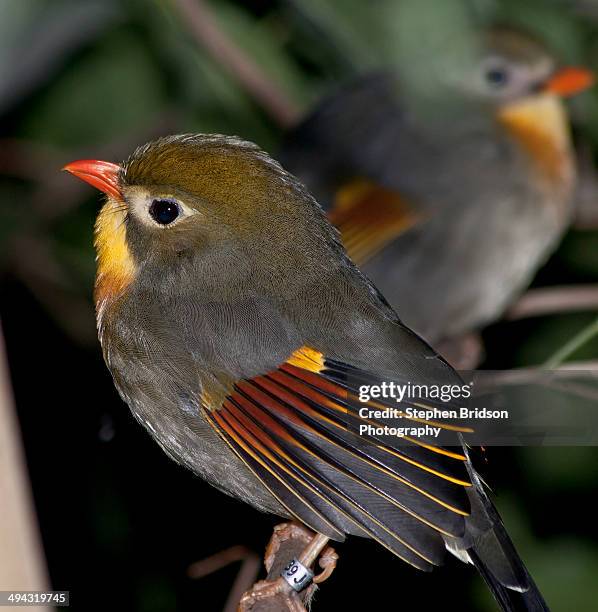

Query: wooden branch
[[476, 360, 598, 390], [239, 523, 337, 612], [0, 321, 50, 600], [440, 284, 598, 369], [506, 285, 598, 321], [173, 0, 300, 128]]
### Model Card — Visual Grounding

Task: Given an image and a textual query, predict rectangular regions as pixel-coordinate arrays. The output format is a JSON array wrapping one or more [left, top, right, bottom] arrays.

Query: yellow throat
[[94, 199, 136, 309], [497, 93, 573, 185]]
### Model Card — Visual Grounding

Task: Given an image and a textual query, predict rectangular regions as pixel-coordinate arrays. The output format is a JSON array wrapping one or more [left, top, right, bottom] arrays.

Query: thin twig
[[543, 316, 598, 368], [173, 0, 300, 128], [506, 285, 598, 321], [227, 553, 263, 612], [188, 545, 261, 612], [476, 361, 598, 387]]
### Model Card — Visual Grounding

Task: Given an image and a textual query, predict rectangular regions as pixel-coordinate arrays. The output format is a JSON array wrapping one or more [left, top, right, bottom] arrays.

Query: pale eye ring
[[149, 198, 180, 225]]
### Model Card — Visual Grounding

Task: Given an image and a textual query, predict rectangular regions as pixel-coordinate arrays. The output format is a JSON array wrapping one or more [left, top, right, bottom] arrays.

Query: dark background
[[1, 1, 598, 610]]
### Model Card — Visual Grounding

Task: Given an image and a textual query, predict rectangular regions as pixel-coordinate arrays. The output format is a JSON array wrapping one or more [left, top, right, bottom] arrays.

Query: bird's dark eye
[[485, 66, 509, 88], [149, 199, 180, 225]]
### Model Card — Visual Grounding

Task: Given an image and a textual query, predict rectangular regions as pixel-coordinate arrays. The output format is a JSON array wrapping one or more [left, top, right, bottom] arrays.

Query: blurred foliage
[[1, 0, 598, 611]]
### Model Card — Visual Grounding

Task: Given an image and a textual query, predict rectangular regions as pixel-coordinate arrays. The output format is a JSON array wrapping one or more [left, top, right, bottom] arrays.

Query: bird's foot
[[238, 576, 306, 612], [265, 523, 338, 584], [238, 523, 339, 611], [313, 544, 338, 584], [437, 332, 484, 369]]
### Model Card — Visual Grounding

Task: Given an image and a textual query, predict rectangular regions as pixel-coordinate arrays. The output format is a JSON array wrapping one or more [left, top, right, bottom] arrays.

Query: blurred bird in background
[[64, 133, 550, 611], [281, 25, 594, 354]]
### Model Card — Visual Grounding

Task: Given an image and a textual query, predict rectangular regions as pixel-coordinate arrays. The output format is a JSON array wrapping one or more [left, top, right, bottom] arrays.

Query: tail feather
[[469, 548, 549, 612], [456, 441, 550, 611]]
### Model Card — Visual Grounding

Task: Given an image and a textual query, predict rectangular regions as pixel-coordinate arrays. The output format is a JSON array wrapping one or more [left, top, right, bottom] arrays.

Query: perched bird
[[65, 134, 548, 610], [280, 28, 594, 344]]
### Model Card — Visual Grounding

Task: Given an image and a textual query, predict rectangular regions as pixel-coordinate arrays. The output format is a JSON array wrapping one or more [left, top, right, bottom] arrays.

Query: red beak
[[62, 159, 123, 199], [543, 66, 595, 97]]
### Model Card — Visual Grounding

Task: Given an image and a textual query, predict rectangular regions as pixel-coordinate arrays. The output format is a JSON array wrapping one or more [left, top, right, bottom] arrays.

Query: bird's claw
[[264, 522, 338, 583], [313, 545, 338, 584], [238, 523, 339, 611]]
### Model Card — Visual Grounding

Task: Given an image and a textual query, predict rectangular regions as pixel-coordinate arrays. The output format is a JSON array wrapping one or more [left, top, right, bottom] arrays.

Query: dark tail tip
[[469, 549, 550, 612]]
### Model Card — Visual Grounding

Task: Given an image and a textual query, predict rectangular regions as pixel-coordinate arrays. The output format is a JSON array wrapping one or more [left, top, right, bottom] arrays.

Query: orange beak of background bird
[[544, 66, 595, 96], [62, 159, 122, 199]]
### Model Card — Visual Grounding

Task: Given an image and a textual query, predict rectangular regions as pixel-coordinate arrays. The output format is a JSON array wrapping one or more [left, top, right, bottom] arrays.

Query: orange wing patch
[[201, 346, 473, 570], [286, 346, 325, 373], [330, 178, 418, 265]]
